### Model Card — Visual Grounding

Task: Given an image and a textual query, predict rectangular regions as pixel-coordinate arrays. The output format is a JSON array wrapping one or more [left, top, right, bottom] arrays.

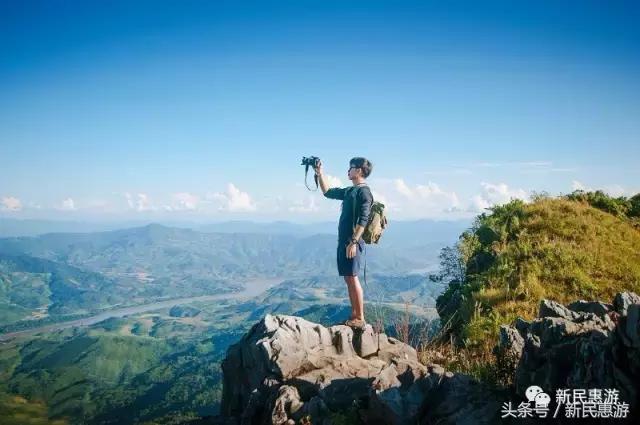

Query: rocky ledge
[[204, 291, 640, 425], [497, 292, 640, 422], [217, 315, 500, 425]]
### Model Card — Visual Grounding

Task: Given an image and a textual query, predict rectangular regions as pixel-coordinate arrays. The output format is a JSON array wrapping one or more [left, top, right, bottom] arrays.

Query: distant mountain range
[[0, 220, 465, 328], [0, 217, 470, 241], [2, 192, 638, 424]]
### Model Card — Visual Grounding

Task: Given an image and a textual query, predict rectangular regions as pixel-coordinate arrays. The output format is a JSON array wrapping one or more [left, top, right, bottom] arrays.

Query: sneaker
[[344, 318, 366, 329]]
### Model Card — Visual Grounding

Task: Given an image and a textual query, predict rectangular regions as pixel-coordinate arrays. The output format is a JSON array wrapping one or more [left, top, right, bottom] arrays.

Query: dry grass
[[428, 194, 640, 388], [454, 197, 640, 350]]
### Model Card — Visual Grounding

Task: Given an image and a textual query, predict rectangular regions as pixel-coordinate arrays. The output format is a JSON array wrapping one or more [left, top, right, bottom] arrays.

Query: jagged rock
[[566, 299, 612, 317], [372, 364, 401, 390], [538, 299, 579, 320], [514, 317, 531, 337], [623, 304, 640, 348], [496, 325, 525, 362], [614, 292, 640, 316], [417, 373, 500, 425], [219, 314, 501, 425], [353, 324, 378, 358], [205, 293, 640, 425], [269, 385, 303, 425], [505, 292, 640, 422], [373, 332, 418, 364]]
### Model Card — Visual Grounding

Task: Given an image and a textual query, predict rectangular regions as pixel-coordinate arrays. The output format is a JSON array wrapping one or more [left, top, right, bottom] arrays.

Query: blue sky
[[1, 0, 639, 222]]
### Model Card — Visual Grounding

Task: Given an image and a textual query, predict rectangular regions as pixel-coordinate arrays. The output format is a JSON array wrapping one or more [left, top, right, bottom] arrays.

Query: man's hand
[[315, 160, 330, 194], [313, 159, 323, 176], [346, 242, 357, 259]]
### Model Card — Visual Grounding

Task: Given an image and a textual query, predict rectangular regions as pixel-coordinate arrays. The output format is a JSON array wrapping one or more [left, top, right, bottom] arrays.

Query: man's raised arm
[[314, 161, 330, 194]]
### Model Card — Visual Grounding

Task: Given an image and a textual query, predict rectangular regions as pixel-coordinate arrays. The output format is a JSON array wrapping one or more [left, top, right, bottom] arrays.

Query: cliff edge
[[217, 314, 499, 425]]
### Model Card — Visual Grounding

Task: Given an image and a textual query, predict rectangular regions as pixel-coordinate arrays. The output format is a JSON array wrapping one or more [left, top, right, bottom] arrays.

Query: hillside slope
[[437, 193, 640, 347]]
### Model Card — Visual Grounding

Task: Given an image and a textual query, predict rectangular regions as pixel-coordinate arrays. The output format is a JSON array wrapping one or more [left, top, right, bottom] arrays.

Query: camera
[[301, 156, 321, 190], [301, 156, 321, 168]]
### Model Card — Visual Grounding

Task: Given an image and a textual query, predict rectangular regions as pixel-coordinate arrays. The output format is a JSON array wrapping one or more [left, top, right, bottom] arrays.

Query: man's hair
[[350, 157, 373, 178]]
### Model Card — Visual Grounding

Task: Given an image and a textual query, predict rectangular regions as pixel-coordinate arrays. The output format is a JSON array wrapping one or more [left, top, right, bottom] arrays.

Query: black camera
[[301, 156, 321, 168], [301, 156, 321, 190]]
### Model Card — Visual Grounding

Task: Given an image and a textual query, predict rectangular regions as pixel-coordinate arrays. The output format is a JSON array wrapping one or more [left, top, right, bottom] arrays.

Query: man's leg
[[344, 276, 356, 319], [345, 275, 365, 320]]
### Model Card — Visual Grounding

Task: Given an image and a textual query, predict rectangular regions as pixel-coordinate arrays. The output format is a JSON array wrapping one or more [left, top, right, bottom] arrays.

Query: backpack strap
[[350, 183, 369, 233], [349, 184, 369, 288]]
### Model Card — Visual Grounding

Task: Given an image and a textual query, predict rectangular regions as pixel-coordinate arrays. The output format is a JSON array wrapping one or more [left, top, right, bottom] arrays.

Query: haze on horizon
[[1, 0, 639, 223]]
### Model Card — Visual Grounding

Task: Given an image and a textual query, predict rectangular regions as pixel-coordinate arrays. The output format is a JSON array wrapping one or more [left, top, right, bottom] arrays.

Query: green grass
[[5, 331, 176, 421], [0, 302, 31, 324], [437, 193, 640, 349], [427, 192, 640, 389], [0, 392, 69, 425]]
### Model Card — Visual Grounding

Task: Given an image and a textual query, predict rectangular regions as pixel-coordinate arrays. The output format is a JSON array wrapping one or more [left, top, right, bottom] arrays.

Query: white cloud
[[288, 196, 318, 213], [371, 190, 389, 207], [136, 194, 152, 211], [605, 185, 626, 197], [171, 192, 199, 211], [369, 178, 460, 218], [415, 182, 457, 201], [208, 183, 256, 212], [570, 181, 634, 197], [467, 182, 529, 213], [520, 161, 553, 167], [394, 179, 414, 198], [392, 179, 460, 207], [469, 195, 492, 212], [125, 192, 155, 212], [325, 174, 343, 188], [59, 198, 77, 211], [125, 193, 134, 209], [571, 180, 588, 191], [472, 160, 575, 174], [1, 196, 22, 211]]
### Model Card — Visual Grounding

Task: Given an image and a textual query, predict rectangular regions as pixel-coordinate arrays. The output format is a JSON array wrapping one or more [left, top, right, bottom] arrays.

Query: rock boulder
[[219, 314, 500, 425]]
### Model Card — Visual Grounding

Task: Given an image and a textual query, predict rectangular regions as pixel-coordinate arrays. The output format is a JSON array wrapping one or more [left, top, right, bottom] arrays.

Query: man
[[314, 157, 374, 329]]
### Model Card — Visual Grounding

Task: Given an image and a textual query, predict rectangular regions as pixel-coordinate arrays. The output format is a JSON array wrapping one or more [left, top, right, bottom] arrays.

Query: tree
[[430, 244, 465, 284], [629, 193, 640, 218]]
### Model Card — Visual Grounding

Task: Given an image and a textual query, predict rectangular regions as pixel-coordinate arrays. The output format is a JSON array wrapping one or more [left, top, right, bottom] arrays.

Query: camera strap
[[304, 164, 319, 191]]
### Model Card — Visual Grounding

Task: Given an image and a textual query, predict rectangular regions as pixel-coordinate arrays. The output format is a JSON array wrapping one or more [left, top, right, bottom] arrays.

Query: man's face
[[347, 165, 361, 181]]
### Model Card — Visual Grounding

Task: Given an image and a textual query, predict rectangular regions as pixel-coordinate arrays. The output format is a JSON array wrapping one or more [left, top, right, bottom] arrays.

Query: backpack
[[363, 200, 387, 244], [350, 185, 388, 244]]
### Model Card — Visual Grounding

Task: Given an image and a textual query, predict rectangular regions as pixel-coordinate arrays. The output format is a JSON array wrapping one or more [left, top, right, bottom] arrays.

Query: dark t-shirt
[[324, 184, 373, 242]]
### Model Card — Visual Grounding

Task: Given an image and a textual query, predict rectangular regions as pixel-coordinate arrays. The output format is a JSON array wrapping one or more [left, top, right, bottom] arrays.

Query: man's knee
[[344, 275, 359, 285]]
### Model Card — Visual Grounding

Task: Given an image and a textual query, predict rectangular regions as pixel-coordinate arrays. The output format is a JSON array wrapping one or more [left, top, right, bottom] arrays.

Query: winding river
[[0, 277, 282, 342]]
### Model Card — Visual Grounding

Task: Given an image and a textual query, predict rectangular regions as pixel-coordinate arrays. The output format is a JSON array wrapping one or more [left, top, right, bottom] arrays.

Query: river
[[0, 277, 282, 342]]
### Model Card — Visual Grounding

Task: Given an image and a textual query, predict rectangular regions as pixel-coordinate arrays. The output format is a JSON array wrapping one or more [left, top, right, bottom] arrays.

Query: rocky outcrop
[[208, 292, 640, 424], [497, 292, 640, 420], [218, 314, 500, 425]]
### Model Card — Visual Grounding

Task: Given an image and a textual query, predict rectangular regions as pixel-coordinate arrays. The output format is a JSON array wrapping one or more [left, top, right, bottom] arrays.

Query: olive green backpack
[[363, 200, 387, 244], [349, 185, 387, 244]]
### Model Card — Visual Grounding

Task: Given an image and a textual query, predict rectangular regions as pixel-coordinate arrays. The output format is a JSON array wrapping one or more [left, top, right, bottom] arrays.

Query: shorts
[[336, 239, 364, 277]]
